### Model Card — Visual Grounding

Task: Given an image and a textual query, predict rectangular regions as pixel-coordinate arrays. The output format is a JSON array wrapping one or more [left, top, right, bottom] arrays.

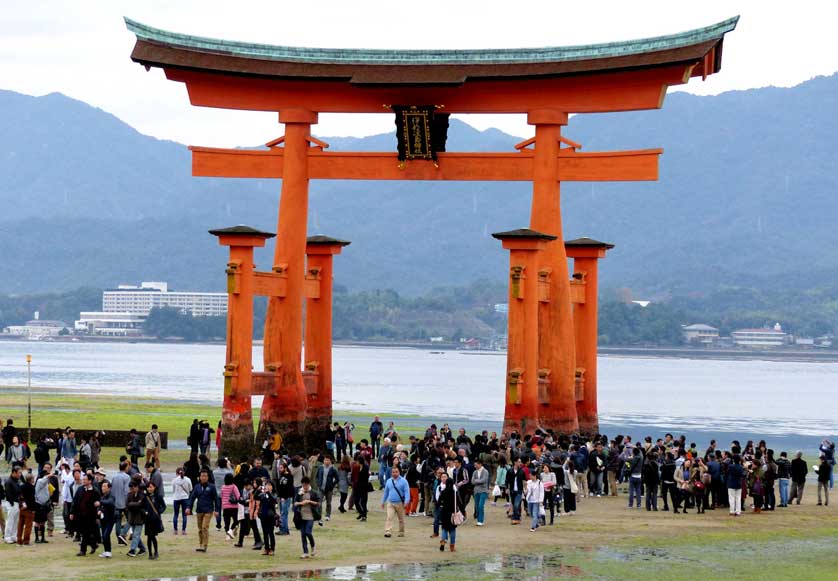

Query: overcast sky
[[2, 1, 837, 147]]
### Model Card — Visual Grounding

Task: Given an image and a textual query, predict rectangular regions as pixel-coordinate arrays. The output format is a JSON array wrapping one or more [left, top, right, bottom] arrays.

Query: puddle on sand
[[147, 552, 583, 581]]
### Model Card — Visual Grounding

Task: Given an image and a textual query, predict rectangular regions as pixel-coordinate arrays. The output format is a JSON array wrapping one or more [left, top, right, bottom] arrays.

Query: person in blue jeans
[[125, 481, 147, 557], [294, 477, 320, 559], [506, 459, 527, 524], [471, 459, 489, 526], [525, 471, 544, 532], [776, 451, 791, 507], [171, 468, 192, 535], [276, 463, 296, 536]]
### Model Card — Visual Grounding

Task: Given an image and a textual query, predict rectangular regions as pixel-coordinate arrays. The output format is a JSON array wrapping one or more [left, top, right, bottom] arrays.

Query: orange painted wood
[[190, 147, 661, 182], [501, 243, 547, 435], [304, 246, 343, 427], [569, 280, 586, 304], [261, 121, 310, 442], [572, 256, 603, 434], [252, 271, 287, 297], [168, 65, 688, 114], [530, 122, 579, 434]]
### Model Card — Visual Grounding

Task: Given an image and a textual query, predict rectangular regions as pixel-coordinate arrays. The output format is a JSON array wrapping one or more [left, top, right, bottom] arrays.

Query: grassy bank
[[0, 387, 428, 440]]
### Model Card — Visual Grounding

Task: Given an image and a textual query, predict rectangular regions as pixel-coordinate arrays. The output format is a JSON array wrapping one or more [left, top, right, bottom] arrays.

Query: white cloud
[[1, 0, 836, 146]]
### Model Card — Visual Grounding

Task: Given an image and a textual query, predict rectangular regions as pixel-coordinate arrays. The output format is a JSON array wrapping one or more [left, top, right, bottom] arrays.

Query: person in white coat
[[525, 471, 544, 532]]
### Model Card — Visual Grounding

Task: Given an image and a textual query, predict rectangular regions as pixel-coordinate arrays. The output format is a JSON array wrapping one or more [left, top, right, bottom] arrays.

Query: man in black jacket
[[659, 453, 678, 512], [3, 466, 22, 544], [789, 451, 808, 505], [506, 458, 527, 524], [70, 473, 101, 556], [776, 451, 792, 507]]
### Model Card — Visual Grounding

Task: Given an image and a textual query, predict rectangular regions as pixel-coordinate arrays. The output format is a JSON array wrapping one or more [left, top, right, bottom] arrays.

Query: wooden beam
[[169, 66, 687, 114], [191, 147, 661, 182]]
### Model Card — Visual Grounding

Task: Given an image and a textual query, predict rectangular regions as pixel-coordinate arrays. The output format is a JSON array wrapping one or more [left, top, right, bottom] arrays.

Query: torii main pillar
[[528, 110, 579, 434], [260, 109, 318, 451]]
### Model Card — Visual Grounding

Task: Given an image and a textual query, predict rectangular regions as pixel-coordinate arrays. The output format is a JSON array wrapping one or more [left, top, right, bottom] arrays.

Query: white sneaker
[[325, 516, 330, 521], [99, 552, 112, 558], [476, 522, 484, 527]]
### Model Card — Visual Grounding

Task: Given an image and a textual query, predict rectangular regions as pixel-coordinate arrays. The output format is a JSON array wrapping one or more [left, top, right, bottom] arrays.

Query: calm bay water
[[0, 340, 836, 440]]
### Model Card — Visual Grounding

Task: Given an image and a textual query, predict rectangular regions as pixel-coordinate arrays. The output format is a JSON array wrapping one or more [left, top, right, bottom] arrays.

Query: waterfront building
[[74, 311, 146, 337], [682, 323, 720, 345], [3, 315, 69, 338], [103, 281, 227, 317], [731, 323, 787, 348]]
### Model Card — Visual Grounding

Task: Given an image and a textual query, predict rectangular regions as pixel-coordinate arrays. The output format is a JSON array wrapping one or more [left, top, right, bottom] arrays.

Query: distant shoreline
[[2, 335, 837, 363]]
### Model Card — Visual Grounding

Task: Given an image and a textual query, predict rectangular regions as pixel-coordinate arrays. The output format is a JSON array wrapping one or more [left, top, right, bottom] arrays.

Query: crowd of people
[[1, 414, 835, 562]]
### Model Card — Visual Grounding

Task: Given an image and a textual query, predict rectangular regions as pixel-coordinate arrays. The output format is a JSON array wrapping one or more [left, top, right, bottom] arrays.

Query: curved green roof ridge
[[124, 16, 738, 66]]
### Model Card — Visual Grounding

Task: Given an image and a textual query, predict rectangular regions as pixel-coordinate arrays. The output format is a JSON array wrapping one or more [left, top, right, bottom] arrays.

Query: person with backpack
[[294, 476, 320, 559], [220, 473, 240, 538]]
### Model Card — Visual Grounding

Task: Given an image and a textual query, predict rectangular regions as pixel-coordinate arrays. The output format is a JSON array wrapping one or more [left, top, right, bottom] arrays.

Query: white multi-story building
[[731, 323, 787, 348], [102, 282, 227, 317], [75, 282, 227, 336], [74, 312, 146, 337]]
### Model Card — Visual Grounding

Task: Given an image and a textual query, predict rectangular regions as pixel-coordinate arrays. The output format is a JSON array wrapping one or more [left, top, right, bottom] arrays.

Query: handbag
[[451, 488, 465, 526], [569, 474, 578, 494], [492, 484, 501, 498]]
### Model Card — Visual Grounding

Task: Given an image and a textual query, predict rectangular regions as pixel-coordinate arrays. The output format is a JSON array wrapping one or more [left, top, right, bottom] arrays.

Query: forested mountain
[[1, 74, 837, 298]]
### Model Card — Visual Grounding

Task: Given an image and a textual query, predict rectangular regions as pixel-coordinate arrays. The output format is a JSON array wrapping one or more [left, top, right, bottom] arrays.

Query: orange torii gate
[[127, 16, 737, 455]]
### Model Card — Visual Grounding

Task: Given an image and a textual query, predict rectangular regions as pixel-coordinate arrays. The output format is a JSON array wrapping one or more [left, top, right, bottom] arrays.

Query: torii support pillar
[[261, 109, 318, 452], [210, 225, 275, 459], [566, 237, 614, 436], [493, 228, 557, 436], [303, 235, 351, 449], [528, 110, 579, 435]]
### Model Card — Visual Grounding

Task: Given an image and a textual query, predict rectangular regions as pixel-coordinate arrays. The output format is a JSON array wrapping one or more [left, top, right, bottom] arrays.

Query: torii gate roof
[[126, 16, 737, 86]]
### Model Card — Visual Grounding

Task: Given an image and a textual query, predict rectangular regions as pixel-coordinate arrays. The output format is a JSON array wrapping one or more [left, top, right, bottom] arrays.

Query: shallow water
[[1, 341, 837, 440]]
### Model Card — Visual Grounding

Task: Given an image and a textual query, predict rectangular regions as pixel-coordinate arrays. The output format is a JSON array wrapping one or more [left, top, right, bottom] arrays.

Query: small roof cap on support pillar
[[493, 228, 557, 251], [564, 237, 614, 249], [306, 234, 351, 255], [306, 235, 351, 246], [209, 224, 275, 247], [565, 237, 615, 258], [492, 228, 558, 241]]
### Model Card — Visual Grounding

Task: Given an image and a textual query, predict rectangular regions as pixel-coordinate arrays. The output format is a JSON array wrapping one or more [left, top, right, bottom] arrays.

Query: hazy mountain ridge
[[1, 74, 837, 296]]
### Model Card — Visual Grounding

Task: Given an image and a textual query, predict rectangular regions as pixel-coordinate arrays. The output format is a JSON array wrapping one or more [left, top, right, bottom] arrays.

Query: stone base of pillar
[[220, 422, 256, 461], [304, 408, 333, 455], [503, 416, 535, 437], [538, 415, 581, 438], [259, 418, 306, 456], [576, 412, 600, 439]]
